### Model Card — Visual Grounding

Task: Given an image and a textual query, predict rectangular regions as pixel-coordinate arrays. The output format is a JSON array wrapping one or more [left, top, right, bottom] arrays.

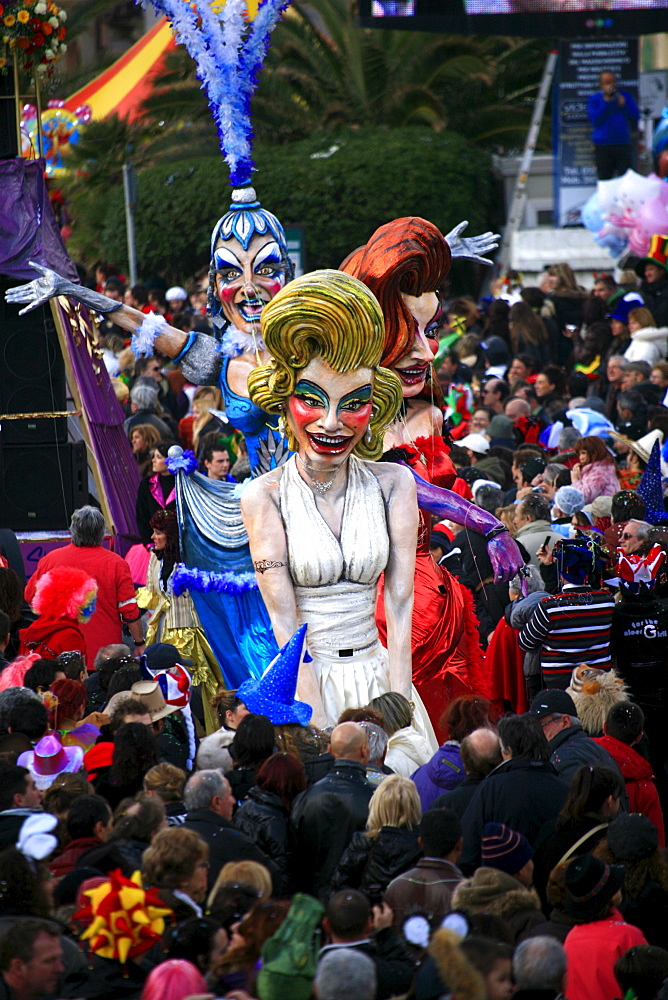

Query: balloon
[[659, 152, 668, 180], [611, 169, 662, 228], [581, 192, 604, 235], [596, 231, 628, 258], [74, 104, 92, 125], [47, 99, 65, 109], [597, 175, 624, 217], [653, 107, 668, 156], [628, 224, 651, 258], [634, 188, 668, 247]]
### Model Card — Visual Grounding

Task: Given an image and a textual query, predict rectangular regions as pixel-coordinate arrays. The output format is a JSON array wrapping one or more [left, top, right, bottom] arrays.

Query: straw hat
[[609, 428, 663, 465]]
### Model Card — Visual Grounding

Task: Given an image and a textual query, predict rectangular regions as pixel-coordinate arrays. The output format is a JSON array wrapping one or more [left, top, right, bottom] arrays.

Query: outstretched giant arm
[[404, 465, 525, 583], [5, 261, 188, 360]]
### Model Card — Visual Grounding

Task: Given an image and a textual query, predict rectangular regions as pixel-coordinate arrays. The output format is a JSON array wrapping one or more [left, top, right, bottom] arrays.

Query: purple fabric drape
[[0, 159, 79, 282], [52, 298, 140, 544], [0, 157, 139, 545]]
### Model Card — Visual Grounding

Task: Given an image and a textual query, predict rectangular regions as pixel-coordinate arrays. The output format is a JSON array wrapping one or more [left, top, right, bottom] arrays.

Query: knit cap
[[481, 822, 533, 876]]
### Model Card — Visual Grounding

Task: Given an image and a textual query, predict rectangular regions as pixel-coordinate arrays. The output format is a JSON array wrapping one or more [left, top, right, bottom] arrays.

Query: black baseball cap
[[528, 689, 577, 720]]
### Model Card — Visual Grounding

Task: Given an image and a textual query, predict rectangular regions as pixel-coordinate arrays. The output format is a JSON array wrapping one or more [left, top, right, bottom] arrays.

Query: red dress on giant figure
[[376, 437, 487, 740]]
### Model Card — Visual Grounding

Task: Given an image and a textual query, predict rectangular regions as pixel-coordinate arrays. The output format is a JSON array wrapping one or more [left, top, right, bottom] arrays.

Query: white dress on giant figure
[[278, 453, 436, 751]]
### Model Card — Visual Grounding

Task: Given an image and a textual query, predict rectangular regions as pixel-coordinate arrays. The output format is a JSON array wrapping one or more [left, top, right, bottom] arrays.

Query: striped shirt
[[518, 586, 615, 686]]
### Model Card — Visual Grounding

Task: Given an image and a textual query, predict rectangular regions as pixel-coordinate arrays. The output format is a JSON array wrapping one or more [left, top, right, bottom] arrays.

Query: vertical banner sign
[[554, 38, 638, 228]]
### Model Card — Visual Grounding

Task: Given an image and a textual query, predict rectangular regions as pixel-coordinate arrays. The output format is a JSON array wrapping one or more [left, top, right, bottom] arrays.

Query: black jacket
[[429, 775, 484, 819], [454, 528, 509, 641], [523, 907, 576, 944], [183, 807, 273, 890], [233, 786, 293, 896], [621, 879, 668, 949], [548, 723, 622, 784], [319, 929, 414, 1000], [641, 274, 668, 328], [460, 758, 568, 872], [290, 759, 374, 900], [331, 826, 422, 901], [612, 595, 668, 709], [228, 766, 260, 806]]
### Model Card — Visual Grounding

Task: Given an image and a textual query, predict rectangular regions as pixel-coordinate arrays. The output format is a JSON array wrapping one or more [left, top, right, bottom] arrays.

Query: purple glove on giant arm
[[405, 464, 526, 584]]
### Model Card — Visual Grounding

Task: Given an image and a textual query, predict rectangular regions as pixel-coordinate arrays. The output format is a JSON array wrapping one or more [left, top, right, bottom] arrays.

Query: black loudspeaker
[[0, 280, 67, 444], [0, 74, 19, 160], [0, 441, 88, 530]]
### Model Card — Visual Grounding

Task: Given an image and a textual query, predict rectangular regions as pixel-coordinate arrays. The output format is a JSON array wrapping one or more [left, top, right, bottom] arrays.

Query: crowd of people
[[2, 238, 668, 1000]]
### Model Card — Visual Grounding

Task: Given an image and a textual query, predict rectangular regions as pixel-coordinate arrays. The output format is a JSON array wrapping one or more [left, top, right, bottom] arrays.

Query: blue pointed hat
[[237, 624, 313, 727], [638, 440, 668, 525]]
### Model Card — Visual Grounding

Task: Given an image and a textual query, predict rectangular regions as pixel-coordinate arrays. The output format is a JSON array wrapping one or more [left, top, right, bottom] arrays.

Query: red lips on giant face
[[306, 431, 354, 455], [395, 363, 429, 386]]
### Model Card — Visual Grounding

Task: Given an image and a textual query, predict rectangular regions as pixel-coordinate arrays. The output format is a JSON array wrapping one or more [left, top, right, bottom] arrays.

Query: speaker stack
[[0, 280, 88, 530]]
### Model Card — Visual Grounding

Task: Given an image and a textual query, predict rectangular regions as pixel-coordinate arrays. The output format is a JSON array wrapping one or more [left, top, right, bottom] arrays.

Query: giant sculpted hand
[[444, 221, 500, 266], [487, 530, 526, 585], [5, 261, 122, 316]]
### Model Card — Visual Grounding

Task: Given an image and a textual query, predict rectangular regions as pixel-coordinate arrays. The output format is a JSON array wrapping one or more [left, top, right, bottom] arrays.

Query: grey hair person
[[130, 383, 159, 412], [315, 949, 377, 1000], [508, 564, 544, 598], [513, 936, 567, 993], [93, 643, 131, 670], [358, 722, 388, 766], [628, 519, 651, 541], [543, 463, 568, 485], [557, 427, 580, 452], [70, 506, 105, 547], [184, 769, 227, 810]]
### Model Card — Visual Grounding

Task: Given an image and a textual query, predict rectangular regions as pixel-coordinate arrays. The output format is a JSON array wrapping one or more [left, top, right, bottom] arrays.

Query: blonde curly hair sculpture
[[248, 269, 402, 460]]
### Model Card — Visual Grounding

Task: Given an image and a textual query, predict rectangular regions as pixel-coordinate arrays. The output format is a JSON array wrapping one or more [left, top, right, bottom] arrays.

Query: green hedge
[[94, 126, 492, 284]]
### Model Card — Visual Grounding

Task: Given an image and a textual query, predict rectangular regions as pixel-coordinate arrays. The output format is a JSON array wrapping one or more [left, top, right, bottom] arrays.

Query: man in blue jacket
[[588, 70, 639, 180]]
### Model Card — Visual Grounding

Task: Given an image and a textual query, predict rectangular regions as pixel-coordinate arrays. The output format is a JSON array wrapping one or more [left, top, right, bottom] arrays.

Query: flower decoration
[[75, 869, 173, 964], [1, 0, 67, 75]]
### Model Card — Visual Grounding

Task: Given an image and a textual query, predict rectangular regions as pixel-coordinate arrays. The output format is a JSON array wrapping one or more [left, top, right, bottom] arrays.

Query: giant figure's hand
[[6, 260, 124, 319], [445, 221, 500, 265], [5, 262, 71, 315], [488, 531, 526, 584]]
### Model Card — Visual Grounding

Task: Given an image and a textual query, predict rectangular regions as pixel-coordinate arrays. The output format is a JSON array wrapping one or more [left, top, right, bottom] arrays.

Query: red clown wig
[[30, 566, 97, 621], [340, 216, 452, 368]]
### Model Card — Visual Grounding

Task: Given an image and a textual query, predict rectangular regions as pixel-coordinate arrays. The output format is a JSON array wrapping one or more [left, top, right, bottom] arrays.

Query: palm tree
[[139, 0, 550, 151]]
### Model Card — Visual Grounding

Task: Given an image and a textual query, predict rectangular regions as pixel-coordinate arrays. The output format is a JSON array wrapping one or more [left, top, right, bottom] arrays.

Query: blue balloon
[[653, 107, 668, 155], [595, 231, 627, 258], [581, 192, 604, 233]]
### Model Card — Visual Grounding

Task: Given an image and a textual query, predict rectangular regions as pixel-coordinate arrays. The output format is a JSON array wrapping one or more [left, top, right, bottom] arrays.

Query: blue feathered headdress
[[143, 0, 290, 189]]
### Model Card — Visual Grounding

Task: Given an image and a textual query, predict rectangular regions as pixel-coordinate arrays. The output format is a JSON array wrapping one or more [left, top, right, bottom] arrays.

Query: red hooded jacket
[[18, 616, 87, 661], [593, 733, 665, 847]]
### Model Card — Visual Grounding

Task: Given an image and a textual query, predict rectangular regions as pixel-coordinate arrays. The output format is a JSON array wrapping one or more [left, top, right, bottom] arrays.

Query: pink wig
[[31, 566, 97, 621], [140, 960, 208, 1000], [0, 652, 39, 692]]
